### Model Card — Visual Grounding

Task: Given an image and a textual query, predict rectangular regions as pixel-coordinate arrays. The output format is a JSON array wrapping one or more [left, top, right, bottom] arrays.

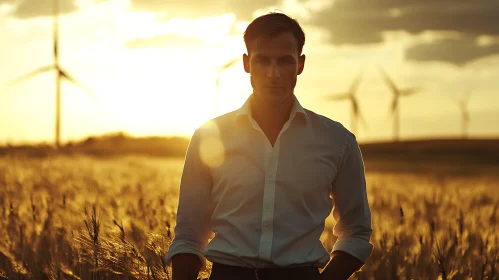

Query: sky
[[0, 0, 498, 145]]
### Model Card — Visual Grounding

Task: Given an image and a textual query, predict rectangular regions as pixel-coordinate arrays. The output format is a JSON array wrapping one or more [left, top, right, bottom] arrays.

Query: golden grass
[[0, 155, 497, 280]]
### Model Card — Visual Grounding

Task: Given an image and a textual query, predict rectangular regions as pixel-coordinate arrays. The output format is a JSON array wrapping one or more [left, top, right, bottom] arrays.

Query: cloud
[[0, 0, 113, 19], [129, 0, 282, 21], [405, 38, 499, 67], [311, 0, 499, 45], [1, 0, 79, 18], [126, 33, 206, 49]]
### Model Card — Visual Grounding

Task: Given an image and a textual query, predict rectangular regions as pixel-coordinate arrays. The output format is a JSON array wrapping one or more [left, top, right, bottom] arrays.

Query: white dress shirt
[[165, 94, 373, 270]]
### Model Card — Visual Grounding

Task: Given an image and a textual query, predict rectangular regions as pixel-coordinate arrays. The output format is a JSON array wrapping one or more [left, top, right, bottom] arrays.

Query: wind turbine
[[377, 66, 422, 141], [455, 90, 472, 139], [323, 70, 368, 136], [4, 0, 96, 149], [214, 57, 239, 115]]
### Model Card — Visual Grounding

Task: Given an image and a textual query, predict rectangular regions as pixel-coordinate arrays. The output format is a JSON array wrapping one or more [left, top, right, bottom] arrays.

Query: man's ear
[[243, 53, 250, 73], [297, 54, 305, 75]]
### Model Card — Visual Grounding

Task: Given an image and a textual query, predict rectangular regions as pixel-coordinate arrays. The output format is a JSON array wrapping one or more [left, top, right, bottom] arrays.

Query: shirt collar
[[236, 94, 309, 124]]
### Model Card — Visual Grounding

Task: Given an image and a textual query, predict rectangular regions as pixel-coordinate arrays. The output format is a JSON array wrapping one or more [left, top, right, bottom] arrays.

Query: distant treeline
[[359, 138, 499, 174], [361, 139, 499, 163], [0, 132, 191, 158]]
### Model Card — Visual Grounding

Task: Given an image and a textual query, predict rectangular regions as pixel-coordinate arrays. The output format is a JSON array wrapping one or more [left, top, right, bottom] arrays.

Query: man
[[165, 12, 373, 280]]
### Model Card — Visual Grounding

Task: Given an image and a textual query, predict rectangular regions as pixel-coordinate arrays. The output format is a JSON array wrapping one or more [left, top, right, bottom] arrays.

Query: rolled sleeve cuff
[[332, 237, 373, 264], [165, 240, 208, 270]]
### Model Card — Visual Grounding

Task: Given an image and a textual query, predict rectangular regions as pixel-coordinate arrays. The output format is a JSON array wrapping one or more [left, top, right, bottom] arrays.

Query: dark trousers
[[208, 262, 321, 280]]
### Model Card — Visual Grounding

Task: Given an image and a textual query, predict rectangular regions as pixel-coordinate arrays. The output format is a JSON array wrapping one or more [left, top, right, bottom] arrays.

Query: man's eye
[[279, 58, 294, 64]]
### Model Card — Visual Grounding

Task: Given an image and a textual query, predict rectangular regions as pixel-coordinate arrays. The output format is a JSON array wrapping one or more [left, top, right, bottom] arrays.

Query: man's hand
[[171, 253, 202, 280], [319, 251, 363, 280]]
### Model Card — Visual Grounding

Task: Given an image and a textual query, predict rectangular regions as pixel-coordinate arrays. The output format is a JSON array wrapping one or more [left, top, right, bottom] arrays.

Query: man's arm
[[172, 253, 202, 280], [321, 132, 373, 280], [320, 251, 363, 280], [165, 128, 215, 280]]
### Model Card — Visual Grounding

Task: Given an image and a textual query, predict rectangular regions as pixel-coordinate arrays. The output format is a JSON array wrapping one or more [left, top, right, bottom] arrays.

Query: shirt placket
[[256, 116, 295, 261], [258, 142, 278, 260]]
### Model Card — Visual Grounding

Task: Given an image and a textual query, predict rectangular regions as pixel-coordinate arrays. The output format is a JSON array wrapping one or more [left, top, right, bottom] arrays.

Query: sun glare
[[199, 120, 225, 168], [79, 14, 246, 139]]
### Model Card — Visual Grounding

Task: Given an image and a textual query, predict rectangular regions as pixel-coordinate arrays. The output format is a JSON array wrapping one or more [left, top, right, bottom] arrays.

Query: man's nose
[[266, 62, 281, 78]]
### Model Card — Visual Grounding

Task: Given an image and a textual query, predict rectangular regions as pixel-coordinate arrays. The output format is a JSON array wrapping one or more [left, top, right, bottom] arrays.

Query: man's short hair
[[243, 12, 306, 55]]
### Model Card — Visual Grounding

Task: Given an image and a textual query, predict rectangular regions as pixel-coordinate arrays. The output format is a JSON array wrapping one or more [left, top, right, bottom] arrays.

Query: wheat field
[[0, 155, 497, 280]]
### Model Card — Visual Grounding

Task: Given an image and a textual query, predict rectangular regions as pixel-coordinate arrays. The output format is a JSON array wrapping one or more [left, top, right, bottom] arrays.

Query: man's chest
[[208, 137, 339, 207]]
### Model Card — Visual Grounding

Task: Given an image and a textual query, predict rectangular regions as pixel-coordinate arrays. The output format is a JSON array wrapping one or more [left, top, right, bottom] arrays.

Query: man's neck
[[250, 93, 295, 130]]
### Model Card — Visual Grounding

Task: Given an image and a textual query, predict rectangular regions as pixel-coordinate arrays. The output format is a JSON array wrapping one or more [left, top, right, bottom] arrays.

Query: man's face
[[243, 32, 305, 106]]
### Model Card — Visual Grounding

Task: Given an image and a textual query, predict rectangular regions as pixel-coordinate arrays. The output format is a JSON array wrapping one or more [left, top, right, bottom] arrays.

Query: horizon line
[[2, 131, 499, 147]]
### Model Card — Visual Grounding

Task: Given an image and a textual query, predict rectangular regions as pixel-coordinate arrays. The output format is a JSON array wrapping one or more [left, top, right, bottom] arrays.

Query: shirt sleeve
[[164, 128, 215, 270], [330, 132, 373, 264]]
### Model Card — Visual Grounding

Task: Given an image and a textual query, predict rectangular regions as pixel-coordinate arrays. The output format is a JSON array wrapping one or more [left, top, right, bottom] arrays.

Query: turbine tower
[[377, 66, 422, 141], [323, 70, 368, 136], [215, 57, 239, 115], [5, 0, 96, 149], [456, 90, 472, 139]]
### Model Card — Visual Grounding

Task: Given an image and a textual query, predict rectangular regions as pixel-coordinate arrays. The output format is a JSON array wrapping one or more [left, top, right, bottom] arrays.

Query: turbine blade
[[53, 0, 59, 60], [400, 87, 422, 96], [352, 98, 368, 129], [324, 92, 350, 101], [215, 76, 221, 88], [377, 65, 398, 95], [219, 57, 239, 71], [6, 65, 55, 87], [349, 69, 365, 95], [215, 57, 239, 88], [390, 98, 398, 115], [359, 111, 369, 130], [352, 98, 359, 116], [60, 69, 97, 97]]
